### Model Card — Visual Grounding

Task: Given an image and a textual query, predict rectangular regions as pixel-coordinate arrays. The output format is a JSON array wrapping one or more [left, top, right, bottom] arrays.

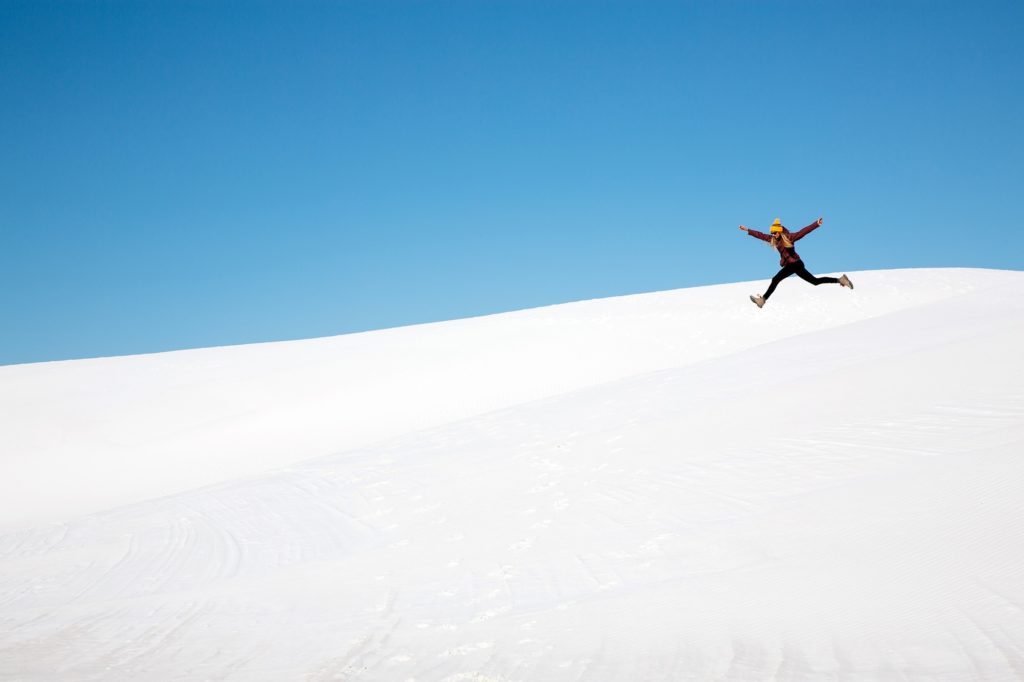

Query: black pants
[[764, 261, 839, 299]]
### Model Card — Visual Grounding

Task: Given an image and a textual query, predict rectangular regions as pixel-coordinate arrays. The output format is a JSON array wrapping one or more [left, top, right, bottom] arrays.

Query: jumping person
[[739, 217, 853, 308]]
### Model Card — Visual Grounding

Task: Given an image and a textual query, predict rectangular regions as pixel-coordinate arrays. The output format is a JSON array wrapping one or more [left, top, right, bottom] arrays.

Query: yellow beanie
[[770, 218, 783, 233]]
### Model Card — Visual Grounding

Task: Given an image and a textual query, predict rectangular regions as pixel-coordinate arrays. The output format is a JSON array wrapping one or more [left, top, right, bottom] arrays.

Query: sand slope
[[1, 268, 1022, 680]]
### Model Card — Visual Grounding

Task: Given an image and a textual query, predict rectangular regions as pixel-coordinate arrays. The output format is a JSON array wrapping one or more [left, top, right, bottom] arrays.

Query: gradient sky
[[2, 0, 1022, 365]]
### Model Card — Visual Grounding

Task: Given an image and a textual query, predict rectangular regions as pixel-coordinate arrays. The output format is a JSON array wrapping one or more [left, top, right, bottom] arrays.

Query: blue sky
[[2, 1, 1022, 365]]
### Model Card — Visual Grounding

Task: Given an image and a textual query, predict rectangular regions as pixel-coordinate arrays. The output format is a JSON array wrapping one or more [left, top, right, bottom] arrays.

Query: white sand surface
[[2, 268, 1022, 680]]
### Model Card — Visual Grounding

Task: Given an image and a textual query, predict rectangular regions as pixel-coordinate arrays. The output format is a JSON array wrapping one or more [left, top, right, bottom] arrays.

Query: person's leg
[[763, 263, 798, 299], [794, 262, 839, 286]]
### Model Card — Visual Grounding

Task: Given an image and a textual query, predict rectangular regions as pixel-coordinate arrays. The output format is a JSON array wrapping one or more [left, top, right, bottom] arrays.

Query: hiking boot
[[839, 274, 854, 289], [750, 294, 766, 308]]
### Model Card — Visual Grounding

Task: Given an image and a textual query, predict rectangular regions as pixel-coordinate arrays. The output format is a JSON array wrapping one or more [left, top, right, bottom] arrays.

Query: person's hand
[[816, 217, 824, 226], [739, 225, 748, 232]]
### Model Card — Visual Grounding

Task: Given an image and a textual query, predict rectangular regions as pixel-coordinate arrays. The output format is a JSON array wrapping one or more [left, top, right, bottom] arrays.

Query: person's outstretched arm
[[740, 225, 771, 242], [790, 217, 824, 241]]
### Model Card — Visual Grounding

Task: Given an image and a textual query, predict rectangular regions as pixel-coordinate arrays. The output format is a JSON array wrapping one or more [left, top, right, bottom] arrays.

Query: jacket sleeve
[[790, 221, 821, 242], [747, 229, 771, 243]]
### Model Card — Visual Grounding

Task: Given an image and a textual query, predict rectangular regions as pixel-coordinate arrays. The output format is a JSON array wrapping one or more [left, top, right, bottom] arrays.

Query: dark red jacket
[[747, 221, 822, 266]]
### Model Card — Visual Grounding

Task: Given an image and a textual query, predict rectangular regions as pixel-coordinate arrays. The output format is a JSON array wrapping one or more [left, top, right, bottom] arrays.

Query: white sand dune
[[1, 267, 1023, 680]]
